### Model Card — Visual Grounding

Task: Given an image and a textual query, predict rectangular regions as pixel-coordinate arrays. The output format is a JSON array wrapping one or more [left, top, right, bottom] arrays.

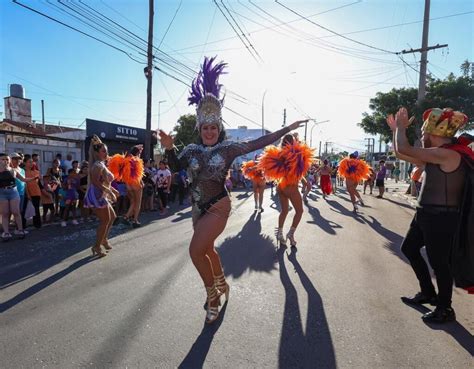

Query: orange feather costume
[[258, 141, 314, 188], [338, 157, 370, 182], [108, 153, 144, 186], [241, 160, 265, 182]]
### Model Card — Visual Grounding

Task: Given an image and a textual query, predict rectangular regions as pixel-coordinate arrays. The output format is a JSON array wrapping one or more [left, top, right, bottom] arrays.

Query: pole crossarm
[[398, 43, 448, 54]]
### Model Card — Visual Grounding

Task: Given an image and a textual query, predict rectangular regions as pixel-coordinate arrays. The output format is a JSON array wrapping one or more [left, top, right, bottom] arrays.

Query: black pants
[[157, 188, 168, 208], [42, 204, 55, 221], [22, 196, 42, 228], [401, 209, 459, 308]]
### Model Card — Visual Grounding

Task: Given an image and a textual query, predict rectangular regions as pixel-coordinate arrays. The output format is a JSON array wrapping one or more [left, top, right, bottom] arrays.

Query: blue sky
[[1, 0, 473, 153]]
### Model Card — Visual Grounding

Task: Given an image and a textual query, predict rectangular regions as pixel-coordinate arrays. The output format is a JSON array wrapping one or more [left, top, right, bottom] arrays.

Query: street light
[[261, 90, 267, 136], [157, 100, 166, 131], [309, 119, 330, 147]]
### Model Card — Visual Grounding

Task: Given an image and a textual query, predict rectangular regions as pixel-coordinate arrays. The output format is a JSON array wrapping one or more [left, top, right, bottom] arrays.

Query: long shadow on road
[[0, 256, 95, 312], [178, 303, 228, 369], [403, 302, 474, 356], [218, 212, 277, 278], [305, 202, 342, 235], [361, 215, 408, 265], [278, 248, 336, 369]]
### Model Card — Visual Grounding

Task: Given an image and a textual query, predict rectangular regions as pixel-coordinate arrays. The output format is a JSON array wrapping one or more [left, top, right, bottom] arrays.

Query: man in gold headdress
[[388, 107, 469, 323]]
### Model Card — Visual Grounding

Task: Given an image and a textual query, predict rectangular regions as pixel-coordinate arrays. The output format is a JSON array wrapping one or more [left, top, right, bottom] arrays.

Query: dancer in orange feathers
[[259, 134, 314, 248], [338, 151, 370, 213], [241, 160, 266, 212]]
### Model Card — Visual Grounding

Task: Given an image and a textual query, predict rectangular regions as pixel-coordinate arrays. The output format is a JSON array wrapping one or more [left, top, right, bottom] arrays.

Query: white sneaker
[[72, 219, 79, 225], [61, 221, 67, 227]]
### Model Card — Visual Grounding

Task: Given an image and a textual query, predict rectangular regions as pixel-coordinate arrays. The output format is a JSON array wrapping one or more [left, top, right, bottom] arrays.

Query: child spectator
[[41, 175, 55, 223], [153, 161, 171, 215], [57, 181, 67, 220], [142, 172, 155, 212], [61, 168, 79, 227]]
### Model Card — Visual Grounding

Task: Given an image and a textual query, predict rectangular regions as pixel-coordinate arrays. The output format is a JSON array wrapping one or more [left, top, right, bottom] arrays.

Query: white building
[[226, 126, 274, 168]]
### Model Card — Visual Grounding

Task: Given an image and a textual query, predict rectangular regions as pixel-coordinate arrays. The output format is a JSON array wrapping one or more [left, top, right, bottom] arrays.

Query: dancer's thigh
[[285, 186, 302, 212], [277, 187, 289, 212], [191, 197, 231, 252], [93, 207, 109, 223]]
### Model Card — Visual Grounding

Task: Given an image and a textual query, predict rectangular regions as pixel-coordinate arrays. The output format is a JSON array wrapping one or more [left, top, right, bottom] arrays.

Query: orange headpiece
[[421, 108, 468, 138]]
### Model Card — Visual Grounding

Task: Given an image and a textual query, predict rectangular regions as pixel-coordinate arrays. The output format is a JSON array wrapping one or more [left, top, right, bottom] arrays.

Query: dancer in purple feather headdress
[[159, 56, 307, 324]]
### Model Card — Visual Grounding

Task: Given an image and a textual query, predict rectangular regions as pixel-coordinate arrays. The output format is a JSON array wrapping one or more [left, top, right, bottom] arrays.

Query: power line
[[220, 1, 263, 62], [227, 2, 404, 65], [275, 0, 397, 54], [157, 0, 183, 49], [99, 0, 147, 32], [13, 0, 147, 64], [213, 0, 260, 63]]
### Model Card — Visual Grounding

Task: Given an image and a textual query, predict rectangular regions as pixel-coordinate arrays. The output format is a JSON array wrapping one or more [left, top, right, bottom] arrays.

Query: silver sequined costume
[[165, 126, 292, 215]]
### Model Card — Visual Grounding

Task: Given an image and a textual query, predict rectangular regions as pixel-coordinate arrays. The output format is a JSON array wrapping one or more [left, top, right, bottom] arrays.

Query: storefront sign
[[86, 118, 145, 143]]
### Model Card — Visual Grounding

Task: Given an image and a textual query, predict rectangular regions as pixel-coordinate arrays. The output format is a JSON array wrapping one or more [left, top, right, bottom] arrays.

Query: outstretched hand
[[288, 119, 309, 131], [158, 129, 175, 150], [395, 107, 415, 129], [386, 114, 396, 132]]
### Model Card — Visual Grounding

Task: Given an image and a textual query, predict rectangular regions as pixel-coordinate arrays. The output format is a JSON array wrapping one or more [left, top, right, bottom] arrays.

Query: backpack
[[443, 134, 474, 293]]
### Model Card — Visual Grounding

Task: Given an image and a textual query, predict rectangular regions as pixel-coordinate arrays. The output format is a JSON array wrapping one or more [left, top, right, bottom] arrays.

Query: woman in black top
[[0, 153, 38, 240]]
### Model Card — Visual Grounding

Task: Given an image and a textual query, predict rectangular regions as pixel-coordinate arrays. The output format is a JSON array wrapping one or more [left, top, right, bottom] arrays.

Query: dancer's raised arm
[[227, 119, 308, 159]]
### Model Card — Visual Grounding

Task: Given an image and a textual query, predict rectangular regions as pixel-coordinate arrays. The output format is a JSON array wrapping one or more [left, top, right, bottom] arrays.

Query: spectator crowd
[[0, 152, 192, 242]]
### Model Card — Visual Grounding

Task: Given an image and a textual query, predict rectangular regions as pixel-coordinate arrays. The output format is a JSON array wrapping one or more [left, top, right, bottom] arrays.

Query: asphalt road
[[1, 184, 473, 369]]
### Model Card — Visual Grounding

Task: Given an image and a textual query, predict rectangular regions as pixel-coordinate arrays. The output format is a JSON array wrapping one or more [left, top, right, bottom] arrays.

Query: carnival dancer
[[84, 135, 118, 257], [108, 146, 145, 227], [338, 152, 370, 213], [389, 107, 472, 323], [302, 167, 314, 203], [159, 56, 307, 324], [242, 160, 266, 212], [318, 159, 332, 198], [259, 134, 314, 248]]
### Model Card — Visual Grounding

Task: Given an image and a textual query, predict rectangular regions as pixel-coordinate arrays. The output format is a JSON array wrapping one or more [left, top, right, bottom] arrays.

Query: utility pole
[[41, 99, 45, 132], [144, 0, 154, 161], [365, 138, 374, 163], [304, 121, 308, 143], [398, 0, 447, 133], [324, 142, 332, 156], [318, 141, 322, 158], [282, 108, 286, 127], [157, 99, 166, 132], [261, 90, 267, 136], [418, 0, 431, 106]]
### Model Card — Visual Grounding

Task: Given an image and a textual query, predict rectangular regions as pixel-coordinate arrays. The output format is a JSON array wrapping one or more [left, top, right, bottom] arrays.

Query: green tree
[[172, 114, 199, 149], [358, 65, 474, 143], [460, 59, 473, 78]]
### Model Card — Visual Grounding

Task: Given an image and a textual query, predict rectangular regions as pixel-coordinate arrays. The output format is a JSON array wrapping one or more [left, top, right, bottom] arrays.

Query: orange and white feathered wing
[[108, 153, 144, 186], [338, 158, 370, 182], [258, 142, 314, 188]]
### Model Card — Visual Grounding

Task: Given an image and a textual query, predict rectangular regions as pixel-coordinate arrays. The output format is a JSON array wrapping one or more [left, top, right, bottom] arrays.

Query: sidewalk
[[381, 178, 418, 208]]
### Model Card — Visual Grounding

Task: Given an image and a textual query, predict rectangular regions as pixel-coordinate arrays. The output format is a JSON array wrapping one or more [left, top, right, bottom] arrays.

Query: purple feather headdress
[[189, 56, 227, 130]]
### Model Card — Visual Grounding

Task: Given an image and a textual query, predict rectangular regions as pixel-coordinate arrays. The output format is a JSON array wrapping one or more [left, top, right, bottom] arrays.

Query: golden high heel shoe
[[286, 227, 297, 248], [102, 241, 112, 251], [91, 245, 107, 257], [205, 285, 220, 324], [276, 228, 287, 247], [215, 273, 230, 302]]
